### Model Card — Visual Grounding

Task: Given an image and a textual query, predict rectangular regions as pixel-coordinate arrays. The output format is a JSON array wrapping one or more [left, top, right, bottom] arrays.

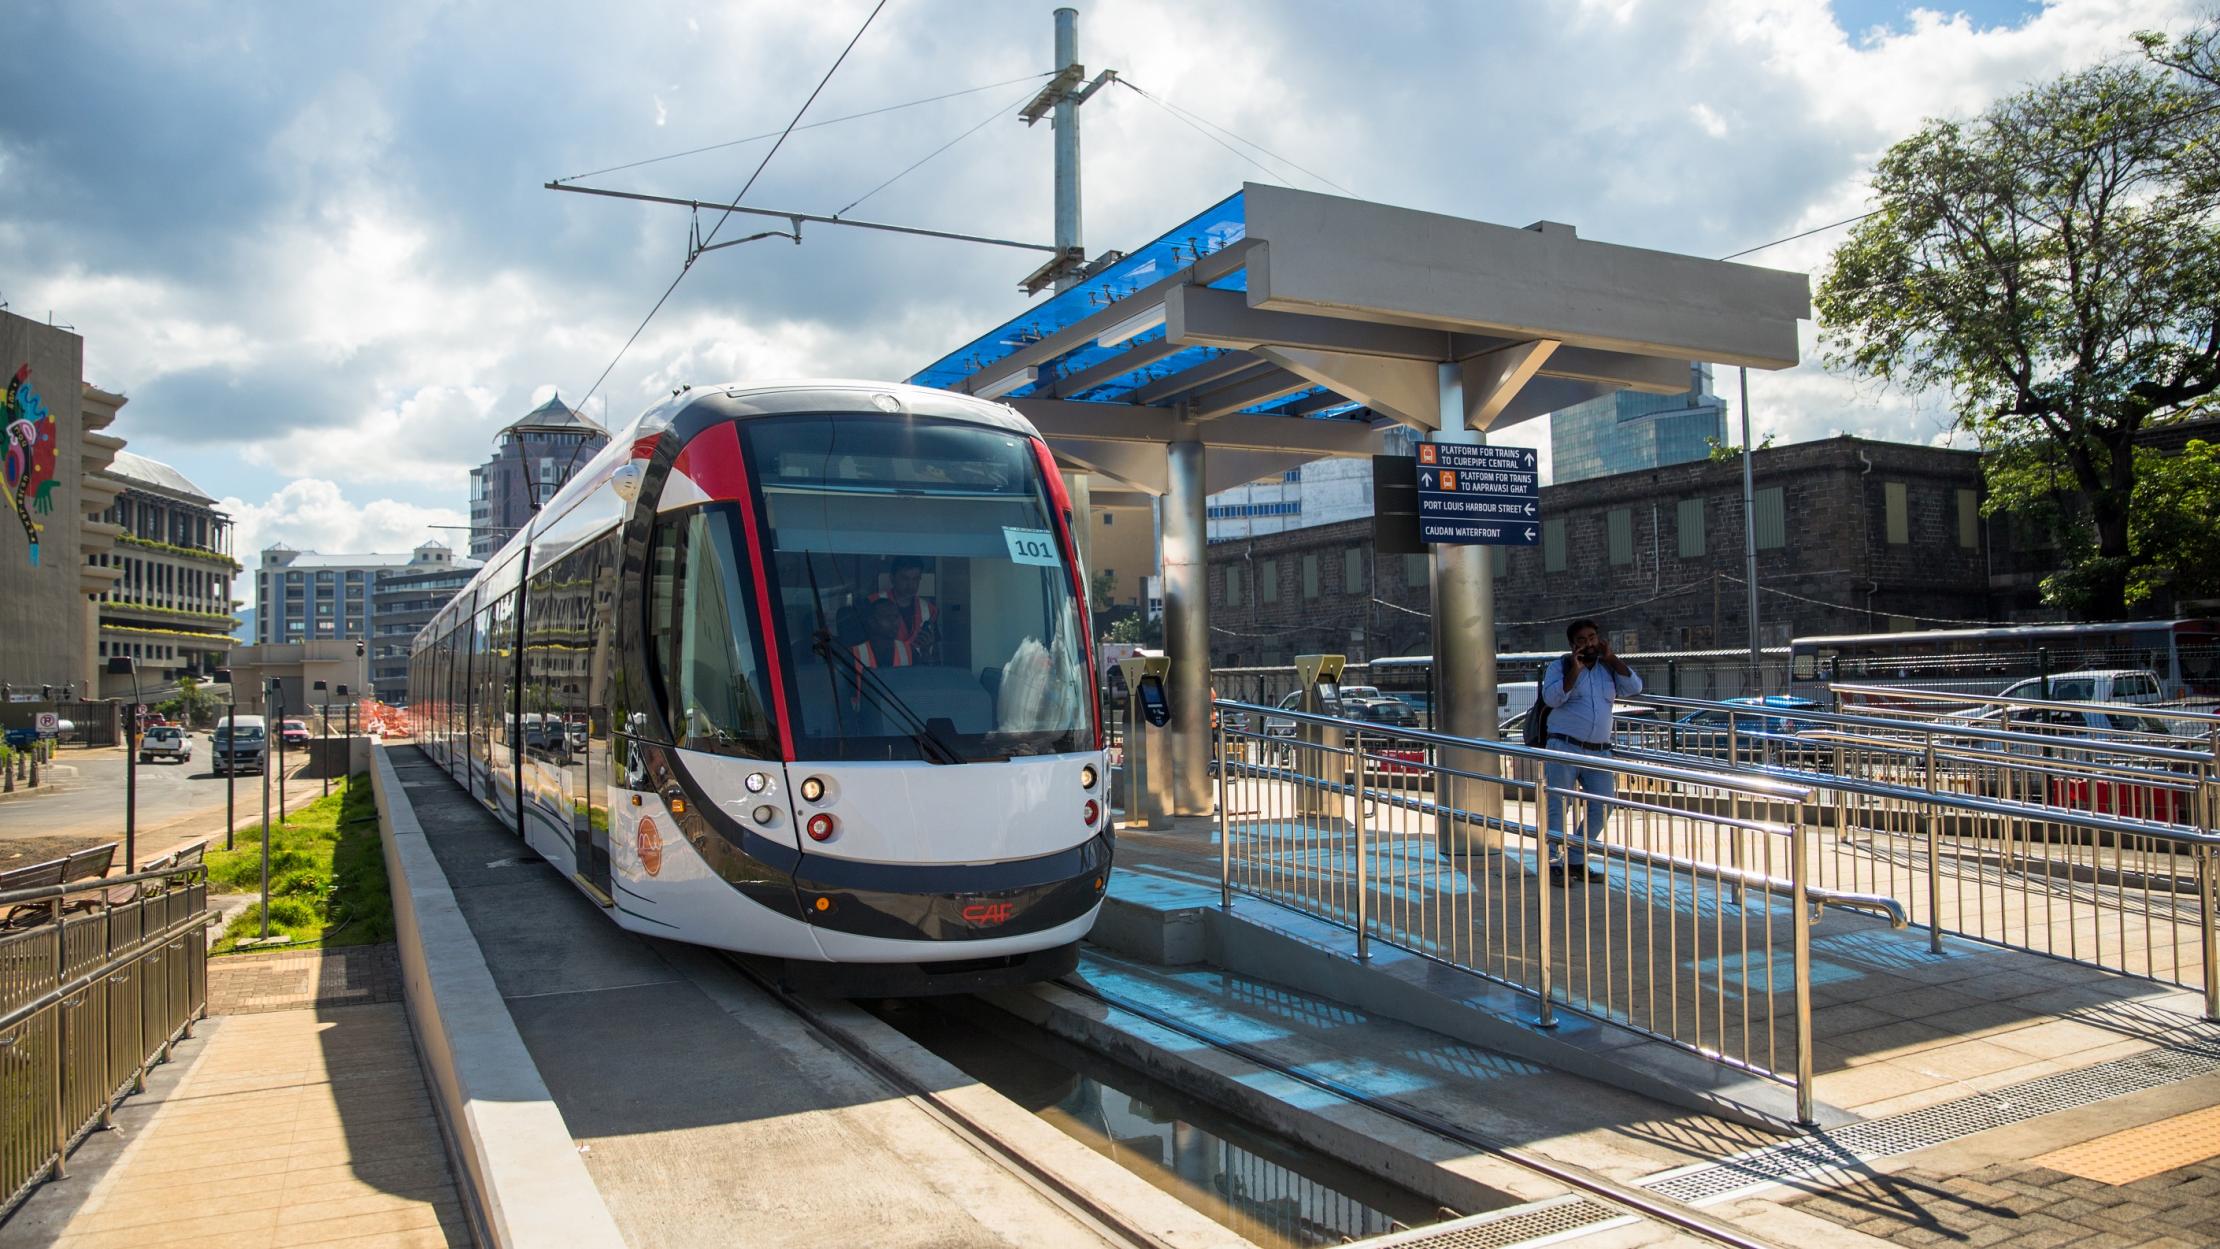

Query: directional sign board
[[1415, 441, 1540, 546]]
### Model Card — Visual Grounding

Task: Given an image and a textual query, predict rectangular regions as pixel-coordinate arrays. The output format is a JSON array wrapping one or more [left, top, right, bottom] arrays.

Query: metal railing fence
[[0, 862, 210, 1216], [1614, 692, 2220, 1018], [1212, 700, 1904, 1126]]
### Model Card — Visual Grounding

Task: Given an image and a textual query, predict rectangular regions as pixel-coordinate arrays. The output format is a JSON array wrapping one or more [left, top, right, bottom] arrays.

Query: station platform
[[1105, 816, 2220, 1246]]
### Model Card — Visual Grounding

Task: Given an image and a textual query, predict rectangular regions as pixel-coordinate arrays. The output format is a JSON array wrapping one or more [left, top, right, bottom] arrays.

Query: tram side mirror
[[1136, 674, 1171, 728]]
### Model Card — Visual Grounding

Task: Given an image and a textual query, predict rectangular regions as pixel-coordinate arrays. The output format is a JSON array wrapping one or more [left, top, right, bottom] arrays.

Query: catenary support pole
[[1433, 363, 1504, 850], [225, 701, 236, 851], [1164, 433, 1211, 816], [1740, 366, 1761, 694], [1052, 7, 1082, 293]]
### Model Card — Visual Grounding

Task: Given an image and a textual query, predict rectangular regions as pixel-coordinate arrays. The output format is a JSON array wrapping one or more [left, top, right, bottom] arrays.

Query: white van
[[1496, 680, 1539, 728], [1997, 669, 2164, 705]]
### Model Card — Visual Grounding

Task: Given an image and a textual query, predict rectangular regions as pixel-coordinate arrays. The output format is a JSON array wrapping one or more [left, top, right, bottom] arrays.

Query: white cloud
[[217, 478, 466, 598], [1689, 102, 1730, 138]]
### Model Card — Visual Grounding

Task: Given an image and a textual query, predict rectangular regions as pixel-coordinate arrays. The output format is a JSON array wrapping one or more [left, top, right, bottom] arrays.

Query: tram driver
[[872, 555, 939, 662], [851, 596, 916, 671]]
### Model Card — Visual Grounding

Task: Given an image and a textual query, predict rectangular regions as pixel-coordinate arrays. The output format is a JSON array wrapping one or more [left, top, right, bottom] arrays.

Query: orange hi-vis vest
[[849, 637, 913, 669], [870, 592, 937, 645]]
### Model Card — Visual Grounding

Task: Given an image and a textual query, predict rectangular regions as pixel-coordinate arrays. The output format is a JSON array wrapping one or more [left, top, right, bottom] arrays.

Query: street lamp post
[[216, 667, 236, 851], [337, 684, 352, 748], [273, 677, 286, 825], [313, 679, 329, 799], [106, 657, 142, 868], [259, 677, 274, 943]]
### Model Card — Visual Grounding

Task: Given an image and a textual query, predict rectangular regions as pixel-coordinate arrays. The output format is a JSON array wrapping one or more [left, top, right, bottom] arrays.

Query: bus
[[1786, 619, 2220, 703]]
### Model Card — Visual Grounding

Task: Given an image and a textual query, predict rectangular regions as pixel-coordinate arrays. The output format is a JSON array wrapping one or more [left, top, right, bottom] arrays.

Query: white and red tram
[[408, 382, 1109, 992]]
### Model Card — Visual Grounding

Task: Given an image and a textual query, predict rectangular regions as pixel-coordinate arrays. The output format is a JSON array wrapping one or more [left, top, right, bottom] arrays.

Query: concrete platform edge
[[1093, 880, 1843, 1132], [373, 744, 628, 1249]]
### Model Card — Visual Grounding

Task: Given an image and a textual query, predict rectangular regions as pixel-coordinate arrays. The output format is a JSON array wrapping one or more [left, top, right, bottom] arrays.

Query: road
[[0, 742, 331, 868]]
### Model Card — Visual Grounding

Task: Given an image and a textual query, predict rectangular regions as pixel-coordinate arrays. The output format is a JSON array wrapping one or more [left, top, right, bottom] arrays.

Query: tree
[[1817, 41, 2220, 615], [170, 675, 218, 727]]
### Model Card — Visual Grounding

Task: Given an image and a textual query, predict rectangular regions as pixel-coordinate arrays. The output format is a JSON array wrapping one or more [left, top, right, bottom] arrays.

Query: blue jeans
[[1543, 745, 1614, 866]]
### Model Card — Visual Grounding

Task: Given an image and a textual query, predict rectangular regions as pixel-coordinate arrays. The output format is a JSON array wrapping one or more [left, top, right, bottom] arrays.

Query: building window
[[1608, 509, 1633, 566], [1301, 553, 1319, 600], [1403, 553, 1427, 587], [1225, 565, 1244, 607], [1543, 519, 1566, 572], [1260, 559, 1280, 604], [1344, 547, 1365, 595], [1677, 498, 1704, 558], [1754, 487, 1786, 550], [1956, 488, 1979, 550], [1885, 481, 1909, 544]]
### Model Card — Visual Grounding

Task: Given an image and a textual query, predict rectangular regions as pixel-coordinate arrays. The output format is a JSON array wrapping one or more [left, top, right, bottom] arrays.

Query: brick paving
[[1789, 1160, 2220, 1247], [208, 944, 403, 1015]]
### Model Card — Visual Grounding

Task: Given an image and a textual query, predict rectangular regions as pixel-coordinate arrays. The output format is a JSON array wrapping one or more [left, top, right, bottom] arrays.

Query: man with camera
[[1538, 619, 1643, 884]]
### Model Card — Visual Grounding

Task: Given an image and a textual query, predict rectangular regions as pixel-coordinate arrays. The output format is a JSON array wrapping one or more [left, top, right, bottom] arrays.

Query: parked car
[[280, 719, 311, 747], [1672, 696, 1826, 763], [1996, 669, 2165, 706], [139, 725, 192, 765], [212, 715, 268, 775]]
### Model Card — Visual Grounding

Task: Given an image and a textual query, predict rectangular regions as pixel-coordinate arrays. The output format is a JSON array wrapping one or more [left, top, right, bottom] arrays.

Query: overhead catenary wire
[[831, 82, 1042, 219], [572, 0, 889, 417], [553, 70, 1053, 185], [1116, 77, 1357, 198]]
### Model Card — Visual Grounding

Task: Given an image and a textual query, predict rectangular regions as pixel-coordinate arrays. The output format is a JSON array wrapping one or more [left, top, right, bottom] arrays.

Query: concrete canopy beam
[[1131, 353, 1262, 406], [1172, 284, 1690, 395], [1461, 339, 1559, 432], [1190, 369, 1313, 420], [1017, 398, 1377, 457], [1243, 184, 1809, 370], [1248, 346, 1441, 428], [1043, 438, 1169, 495]]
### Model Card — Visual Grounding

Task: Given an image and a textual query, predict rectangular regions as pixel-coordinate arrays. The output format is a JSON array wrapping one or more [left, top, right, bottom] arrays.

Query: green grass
[[209, 772, 394, 953]]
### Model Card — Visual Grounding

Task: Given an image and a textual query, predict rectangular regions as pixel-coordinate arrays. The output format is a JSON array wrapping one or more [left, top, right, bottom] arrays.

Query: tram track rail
[[716, 953, 1175, 1249], [1053, 976, 1799, 1249]]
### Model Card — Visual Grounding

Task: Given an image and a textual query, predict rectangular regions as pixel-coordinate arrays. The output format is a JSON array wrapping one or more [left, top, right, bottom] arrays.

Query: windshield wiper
[[810, 634, 965, 765]]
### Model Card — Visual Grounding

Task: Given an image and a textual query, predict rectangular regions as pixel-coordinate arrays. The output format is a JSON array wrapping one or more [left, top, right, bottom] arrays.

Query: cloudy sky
[[2, 0, 2202, 592]]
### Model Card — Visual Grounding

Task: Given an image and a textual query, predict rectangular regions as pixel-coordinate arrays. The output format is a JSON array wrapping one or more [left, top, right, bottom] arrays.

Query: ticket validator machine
[[1293, 654, 1347, 822], [1118, 654, 1174, 829]]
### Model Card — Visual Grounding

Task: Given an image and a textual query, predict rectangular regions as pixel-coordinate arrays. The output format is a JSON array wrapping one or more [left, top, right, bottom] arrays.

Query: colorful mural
[[4, 364, 58, 567]]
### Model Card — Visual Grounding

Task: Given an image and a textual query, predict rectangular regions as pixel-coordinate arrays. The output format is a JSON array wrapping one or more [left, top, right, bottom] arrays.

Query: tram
[[407, 382, 1108, 992]]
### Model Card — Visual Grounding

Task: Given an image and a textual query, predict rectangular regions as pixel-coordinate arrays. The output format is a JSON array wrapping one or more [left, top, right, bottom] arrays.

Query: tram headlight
[[752, 805, 776, 826], [799, 776, 826, 803], [806, 812, 837, 842], [745, 772, 769, 793], [1079, 764, 1098, 790]]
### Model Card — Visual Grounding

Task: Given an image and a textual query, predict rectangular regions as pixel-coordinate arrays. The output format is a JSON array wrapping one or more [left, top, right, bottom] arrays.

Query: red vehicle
[[280, 719, 311, 747]]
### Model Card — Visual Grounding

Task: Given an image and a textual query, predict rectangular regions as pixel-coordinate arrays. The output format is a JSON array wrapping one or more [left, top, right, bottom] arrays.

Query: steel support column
[[1051, 8, 1082, 294], [1163, 435, 1212, 816], [1433, 363, 1504, 851]]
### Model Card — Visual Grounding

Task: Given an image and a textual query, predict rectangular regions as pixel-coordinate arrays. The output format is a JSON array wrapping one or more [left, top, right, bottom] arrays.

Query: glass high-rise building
[[1549, 363, 1726, 484]]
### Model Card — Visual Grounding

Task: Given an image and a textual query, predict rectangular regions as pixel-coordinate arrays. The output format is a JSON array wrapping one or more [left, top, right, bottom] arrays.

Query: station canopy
[[910, 183, 1809, 501]]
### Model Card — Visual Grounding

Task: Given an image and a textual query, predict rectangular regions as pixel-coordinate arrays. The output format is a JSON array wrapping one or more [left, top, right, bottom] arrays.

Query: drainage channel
[[871, 994, 1496, 1248]]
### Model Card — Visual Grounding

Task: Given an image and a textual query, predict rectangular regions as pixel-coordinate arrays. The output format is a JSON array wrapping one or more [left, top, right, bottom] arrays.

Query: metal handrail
[[0, 899, 212, 1034], [1830, 680, 2220, 727], [0, 861, 207, 909], [1223, 748, 1909, 927], [1631, 692, 2214, 766], [1216, 699, 1816, 802], [1794, 727, 2203, 793]]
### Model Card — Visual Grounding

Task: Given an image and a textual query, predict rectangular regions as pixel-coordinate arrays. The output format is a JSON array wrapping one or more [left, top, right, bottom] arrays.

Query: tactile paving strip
[[2031, 1101, 2220, 1185], [1351, 1196, 1631, 1249], [1642, 1033, 2220, 1205]]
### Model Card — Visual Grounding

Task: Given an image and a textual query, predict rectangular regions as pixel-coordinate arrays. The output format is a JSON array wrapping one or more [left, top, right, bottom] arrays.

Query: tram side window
[[647, 509, 776, 755]]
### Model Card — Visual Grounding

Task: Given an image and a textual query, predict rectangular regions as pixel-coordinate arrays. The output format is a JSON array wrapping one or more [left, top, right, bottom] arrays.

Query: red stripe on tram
[[690, 422, 796, 760], [1031, 438, 1103, 750]]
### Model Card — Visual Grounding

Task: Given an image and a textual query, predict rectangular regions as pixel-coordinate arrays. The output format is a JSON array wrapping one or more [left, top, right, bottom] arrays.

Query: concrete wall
[[0, 313, 89, 691]]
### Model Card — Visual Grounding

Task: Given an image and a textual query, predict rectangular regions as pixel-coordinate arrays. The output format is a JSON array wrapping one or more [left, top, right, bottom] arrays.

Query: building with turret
[[467, 393, 608, 559]]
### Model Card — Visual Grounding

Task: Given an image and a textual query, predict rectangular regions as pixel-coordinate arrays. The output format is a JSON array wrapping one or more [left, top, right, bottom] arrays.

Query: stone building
[[0, 311, 126, 696], [467, 394, 608, 559], [1205, 435, 1992, 665], [91, 451, 238, 697]]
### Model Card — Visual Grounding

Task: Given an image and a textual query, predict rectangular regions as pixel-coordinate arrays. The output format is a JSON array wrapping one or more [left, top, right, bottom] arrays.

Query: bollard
[[27, 750, 37, 788]]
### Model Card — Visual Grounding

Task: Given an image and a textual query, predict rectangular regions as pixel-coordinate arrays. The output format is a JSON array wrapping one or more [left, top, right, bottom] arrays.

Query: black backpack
[[1521, 655, 1572, 747]]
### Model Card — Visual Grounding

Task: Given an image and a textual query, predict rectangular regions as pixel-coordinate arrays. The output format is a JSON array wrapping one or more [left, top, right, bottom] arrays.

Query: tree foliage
[[1816, 34, 2220, 614]]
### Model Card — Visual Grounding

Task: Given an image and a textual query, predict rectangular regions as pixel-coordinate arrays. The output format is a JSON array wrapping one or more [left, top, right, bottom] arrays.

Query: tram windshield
[[743, 415, 1092, 762]]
